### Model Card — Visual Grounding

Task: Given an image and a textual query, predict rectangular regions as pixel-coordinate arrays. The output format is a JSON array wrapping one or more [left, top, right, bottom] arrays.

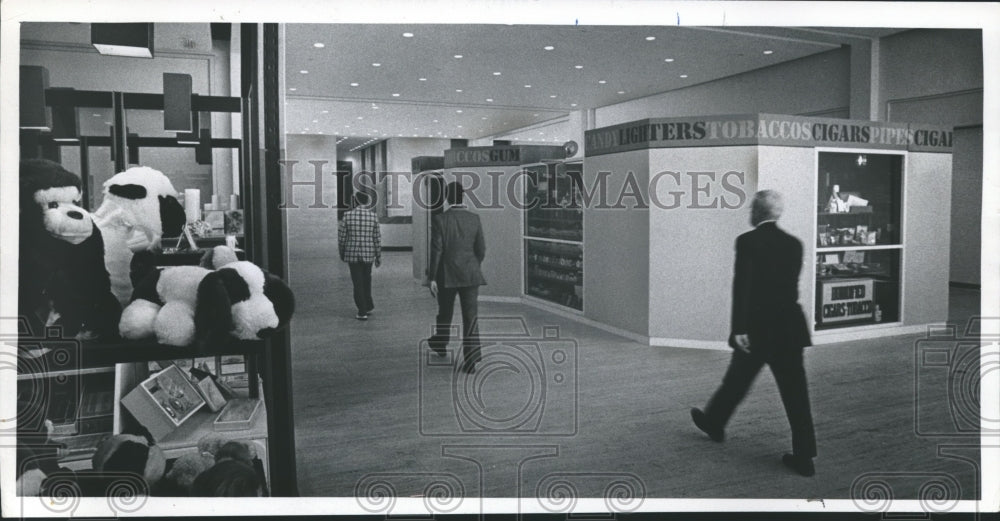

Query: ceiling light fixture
[[456, 89, 463, 93], [664, 58, 674, 62], [598, 80, 607, 84], [392, 93, 400, 97], [493, 72, 501, 76], [419, 77, 427, 81], [372, 63, 381, 67], [680, 74, 688, 78], [645, 36, 656, 41], [543, 45, 554, 50], [300, 70, 308, 74], [433, 119, 439, 123], [454, 54, 463, 59], [574, 65, 583, 69], [313, 42, 325, 48], [763, 50, 774, 55], [524, 85, 531, 88], [486, 98, 493, 102], [571, 103, 577, 107], [321, 110, 329, 114], [617, 90, 625, 94], [550, 95, 557, 98], [456, 110, 463, 113], [403, 32, 414, 37], [289, 88, 297, 91], [350, 82, 359, 87]]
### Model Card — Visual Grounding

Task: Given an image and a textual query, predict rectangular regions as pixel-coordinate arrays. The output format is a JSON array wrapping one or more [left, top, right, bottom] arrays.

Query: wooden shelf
[[18, 339, 265, 374]]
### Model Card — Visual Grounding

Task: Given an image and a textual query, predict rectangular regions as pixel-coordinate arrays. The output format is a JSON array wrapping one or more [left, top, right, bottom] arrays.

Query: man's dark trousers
[[348, 261, 374, 314], [430, 284, 481, 366], [704, 348, 817, 458]]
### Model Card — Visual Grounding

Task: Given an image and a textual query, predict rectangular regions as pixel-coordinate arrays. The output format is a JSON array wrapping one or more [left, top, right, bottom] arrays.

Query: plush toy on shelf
[[93, 166, 186, 306], [18, 159, 122, 340], [118, 246, 295, 347]]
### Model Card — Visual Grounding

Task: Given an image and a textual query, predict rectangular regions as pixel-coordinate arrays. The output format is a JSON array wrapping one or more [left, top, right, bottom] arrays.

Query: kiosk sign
[[820, 278, 875, 324]]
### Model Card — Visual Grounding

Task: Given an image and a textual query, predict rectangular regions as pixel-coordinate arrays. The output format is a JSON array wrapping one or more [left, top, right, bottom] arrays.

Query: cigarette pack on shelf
[[213, 398, 261, 432], [121, 364, 206, 440]]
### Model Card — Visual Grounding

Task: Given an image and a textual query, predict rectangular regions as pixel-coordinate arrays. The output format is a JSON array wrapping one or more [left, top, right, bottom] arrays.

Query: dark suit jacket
[[730, 221, 811, 357], [428, 207, 487, 288]]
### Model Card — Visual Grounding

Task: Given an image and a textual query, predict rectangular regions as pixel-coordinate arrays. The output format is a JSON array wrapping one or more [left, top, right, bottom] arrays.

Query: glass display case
[[815, 151, 903, 330], [523, 161, 584, 311]]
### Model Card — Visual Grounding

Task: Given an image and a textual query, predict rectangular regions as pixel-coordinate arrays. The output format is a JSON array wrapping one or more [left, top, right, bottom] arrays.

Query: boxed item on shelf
[[121, 364, 206, 440], [213, 398, 262, 432], [76, 377, 115, 435]]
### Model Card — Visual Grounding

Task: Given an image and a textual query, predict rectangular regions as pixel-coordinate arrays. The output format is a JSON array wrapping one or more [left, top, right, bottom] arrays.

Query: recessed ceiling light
[[357, 116, 363, 120], [493, 72, 501, 76], [344, 125, 350, 128], [312, 119, 318, 123], [314, 42, 325, 48], [304, 128, 309, 131], [350, 82, 359, 87], [456, 110, 463, 113], [533, 113, 538, 116], [300, 70, 308, 74], [372, 63, 381, 67], [664, 58, 674, 62], [617, 90, 625, 94], [598, 80, 607, 84], [645, 36, 656, 41], [456, 89, 463, 93], [570, 103, 577, 107], [680, 74, 688, 78], [403, 32, 414, 38], [524, 85, 531, 88], [481, 117, 487, 120], [433, 119, 439, 123], [549, 95, 557, 98], [419, 77, 427, 81], [321, 110, 329, 114], [763, 50, 774, 55], [92, 113, 101, 117], [453, 54, 463, 59], [457, 125, 463, 128], [486, 98, 494, 102], [289, 87, 297, 91], [543, 45, 554, 50], [574, 65, 583, 69], [392, 93, 400, 97], [318, 131, 324, 134]]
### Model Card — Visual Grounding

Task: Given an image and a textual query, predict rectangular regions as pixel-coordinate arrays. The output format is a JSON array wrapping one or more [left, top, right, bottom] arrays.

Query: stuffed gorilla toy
[[94, 166, 186, 306], [119, 246, 295, 347], [19, 159, 121, 339]]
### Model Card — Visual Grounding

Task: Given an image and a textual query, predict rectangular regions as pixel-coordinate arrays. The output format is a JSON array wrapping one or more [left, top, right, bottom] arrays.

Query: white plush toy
[[119, 246, 295, 347], [93, 166, 186, 305]]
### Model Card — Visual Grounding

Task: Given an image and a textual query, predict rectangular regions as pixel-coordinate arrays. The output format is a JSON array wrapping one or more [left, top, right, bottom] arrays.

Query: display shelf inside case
[[524, 162, 584, 243], [525, 238, 583, 311]]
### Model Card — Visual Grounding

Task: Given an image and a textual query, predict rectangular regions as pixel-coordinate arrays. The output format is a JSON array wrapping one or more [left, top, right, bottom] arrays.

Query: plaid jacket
[[338, 208, 382, 264]]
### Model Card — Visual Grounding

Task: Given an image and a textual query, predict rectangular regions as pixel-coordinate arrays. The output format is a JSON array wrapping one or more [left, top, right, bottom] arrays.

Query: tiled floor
[[287, 251, 983, 500]]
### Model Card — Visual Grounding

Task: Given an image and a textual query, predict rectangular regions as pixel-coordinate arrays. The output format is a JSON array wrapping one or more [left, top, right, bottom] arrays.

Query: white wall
[[878, 29, 983, 286], [647, 146, 758, 343], [284, 135, 339, 304], [596, 48, 850, 126]]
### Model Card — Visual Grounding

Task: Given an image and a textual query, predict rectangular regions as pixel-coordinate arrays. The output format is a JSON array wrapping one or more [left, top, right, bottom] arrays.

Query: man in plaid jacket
[[339, 192, 381, 320]]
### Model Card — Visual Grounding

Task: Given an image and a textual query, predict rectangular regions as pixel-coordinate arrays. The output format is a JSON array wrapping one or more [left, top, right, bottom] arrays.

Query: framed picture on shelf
[[225, 210, 245, 235], [204, 210, 226, 235]]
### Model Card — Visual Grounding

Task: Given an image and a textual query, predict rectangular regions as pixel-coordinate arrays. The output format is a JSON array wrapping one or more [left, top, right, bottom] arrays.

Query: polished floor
[[287, 251, 983, 500]]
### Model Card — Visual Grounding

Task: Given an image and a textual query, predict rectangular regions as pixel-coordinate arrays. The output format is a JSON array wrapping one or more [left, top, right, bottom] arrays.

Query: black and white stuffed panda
[[19, 159, 121, 339], [93, 166, 186, 305]]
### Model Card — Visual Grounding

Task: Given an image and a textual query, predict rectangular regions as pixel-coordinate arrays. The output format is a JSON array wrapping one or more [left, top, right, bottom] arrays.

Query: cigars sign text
[[585, 114, 954, 156]]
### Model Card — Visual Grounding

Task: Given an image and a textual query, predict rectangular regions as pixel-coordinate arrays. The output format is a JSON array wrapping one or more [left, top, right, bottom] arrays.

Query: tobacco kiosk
[[582, 113, 954, 347]]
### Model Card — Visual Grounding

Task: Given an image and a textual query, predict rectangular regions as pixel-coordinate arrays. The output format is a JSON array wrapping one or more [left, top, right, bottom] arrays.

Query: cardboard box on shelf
[[212, 398, 261, 432], [121, 364, 205, 441]]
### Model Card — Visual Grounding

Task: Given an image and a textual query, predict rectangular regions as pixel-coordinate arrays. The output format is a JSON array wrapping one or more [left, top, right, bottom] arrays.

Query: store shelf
[[529, 260, 582, 271], [157, 402, 268, 457], [817, 245, 902, 252], [18, 339, 265, 374], [528, 273, 582, 286]]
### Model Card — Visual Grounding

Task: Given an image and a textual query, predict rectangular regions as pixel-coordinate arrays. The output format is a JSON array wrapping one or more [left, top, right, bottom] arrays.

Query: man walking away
[[691, 189, 818, 477], [425, 182, 486, 373], [339, 192, 381, 320]]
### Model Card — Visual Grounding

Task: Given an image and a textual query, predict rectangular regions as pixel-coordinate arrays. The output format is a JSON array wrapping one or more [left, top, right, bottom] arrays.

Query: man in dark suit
[[691, 190, 818, 477], [426, 181, 486, 373]]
